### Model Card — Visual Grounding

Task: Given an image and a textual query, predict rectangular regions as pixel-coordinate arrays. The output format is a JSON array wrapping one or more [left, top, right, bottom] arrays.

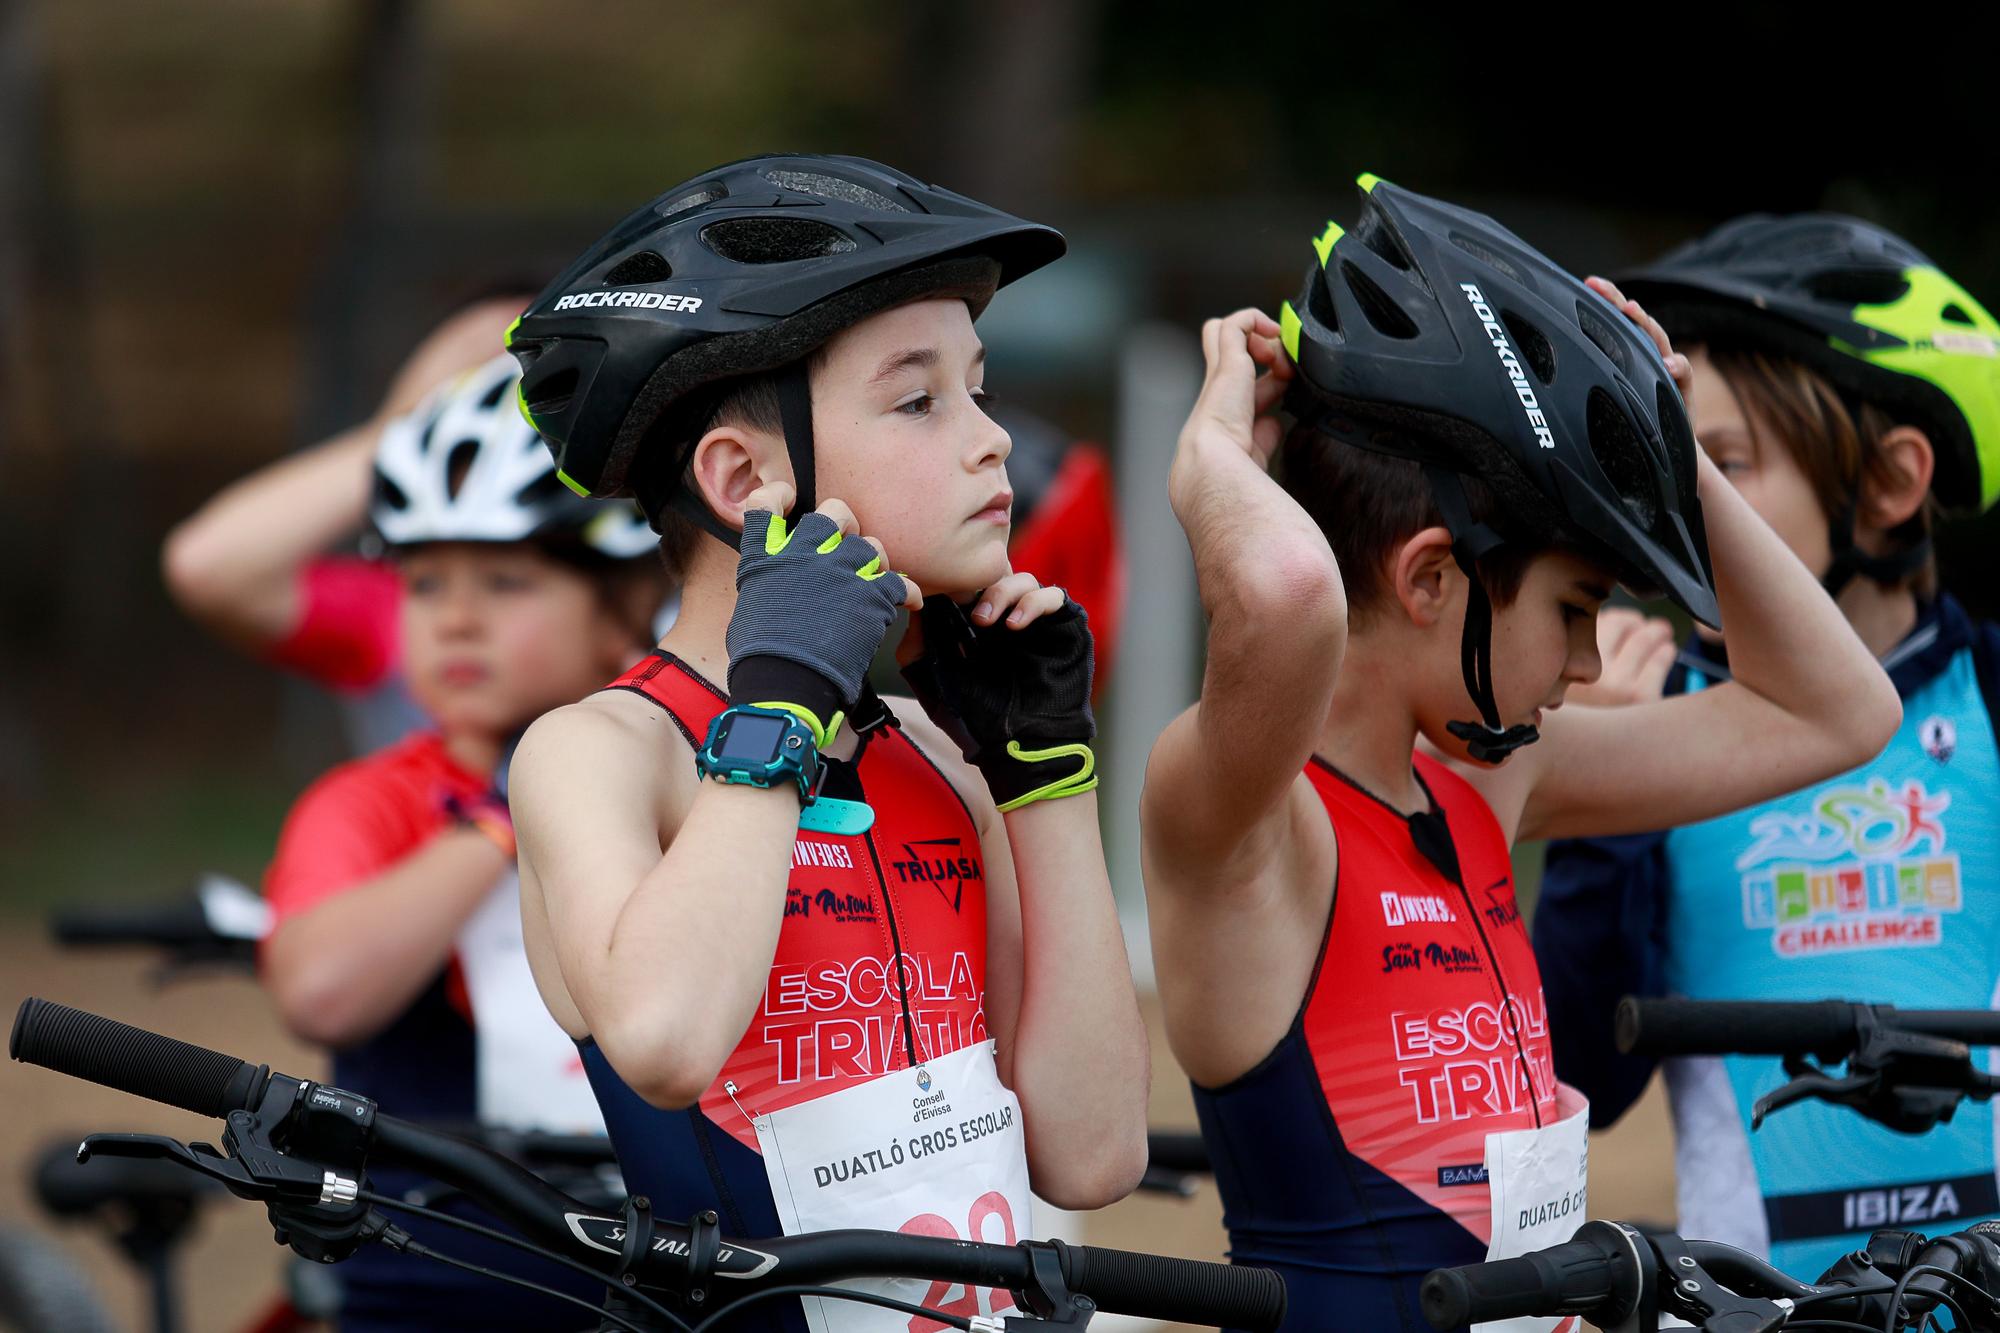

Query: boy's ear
[[1860, 425, 1935, 532], [689, 424, 792, 532], [1391, 526, 1459, 628]]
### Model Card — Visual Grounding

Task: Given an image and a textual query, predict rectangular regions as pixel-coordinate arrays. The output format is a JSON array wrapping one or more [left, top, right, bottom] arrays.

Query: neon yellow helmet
[[1620, 214, 2000, 515]]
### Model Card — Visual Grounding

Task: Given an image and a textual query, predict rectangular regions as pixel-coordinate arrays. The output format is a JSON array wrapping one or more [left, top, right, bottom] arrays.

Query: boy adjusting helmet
[[1618, 213, 2000, 590], [502, 154, 1148, 1333], [506, 153, 1064, 527], [1280, 174, 1719, 760]]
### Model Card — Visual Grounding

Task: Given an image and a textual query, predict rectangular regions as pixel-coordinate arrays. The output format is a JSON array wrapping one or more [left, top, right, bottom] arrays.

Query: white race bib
[[1477, 1084, 1590, 1333], [752, 1039, 1031, 1333], [455, 871, 607, 1136]]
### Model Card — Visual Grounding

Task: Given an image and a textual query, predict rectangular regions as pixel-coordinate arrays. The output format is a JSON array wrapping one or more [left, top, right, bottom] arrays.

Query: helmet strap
[[1820, 497, 1931, 599], [777, 360, 816, 517], [681, 358, 818, 552], [1424, 465, 1542, 764]]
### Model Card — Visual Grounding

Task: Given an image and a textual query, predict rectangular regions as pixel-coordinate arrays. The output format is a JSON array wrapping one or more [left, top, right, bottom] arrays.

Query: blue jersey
[[1535, 595, 2000, 1283]]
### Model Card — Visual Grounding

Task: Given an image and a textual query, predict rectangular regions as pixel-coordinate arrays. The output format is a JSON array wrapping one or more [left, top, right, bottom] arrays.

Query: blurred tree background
[[3, 0, 1995, 908]]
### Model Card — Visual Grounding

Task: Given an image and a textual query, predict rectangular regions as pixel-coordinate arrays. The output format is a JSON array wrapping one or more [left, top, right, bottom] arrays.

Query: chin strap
[[684, 359, 819, 551], [1820, 497, 1931, 599], [1424, 465, 1541, 765]]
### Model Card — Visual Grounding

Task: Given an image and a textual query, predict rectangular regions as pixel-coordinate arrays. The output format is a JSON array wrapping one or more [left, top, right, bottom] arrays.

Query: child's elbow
[[1850, 672, 1903, 764], [161, 520, 231, 618], [267, 969, 376, 1050], [1030, 1122, 1149, 1211], [594, 1012, 725, 1112]]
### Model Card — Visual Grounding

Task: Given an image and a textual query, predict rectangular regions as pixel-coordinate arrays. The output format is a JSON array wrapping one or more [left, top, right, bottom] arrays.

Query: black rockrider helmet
[[1280, 173, 1719, 763], [1618, 213, 2000, 596], [505, 154, 1065, 544]]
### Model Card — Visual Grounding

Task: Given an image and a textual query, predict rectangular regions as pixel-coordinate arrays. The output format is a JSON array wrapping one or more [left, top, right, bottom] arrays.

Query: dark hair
[[1275, 423, 1594, 619], [1705, 346, 1938, 596], [629, 367, 792, 576]]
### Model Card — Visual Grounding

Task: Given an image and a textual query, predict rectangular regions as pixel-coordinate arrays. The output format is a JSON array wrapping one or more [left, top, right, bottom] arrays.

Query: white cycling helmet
[[371, 354, 657, 561]]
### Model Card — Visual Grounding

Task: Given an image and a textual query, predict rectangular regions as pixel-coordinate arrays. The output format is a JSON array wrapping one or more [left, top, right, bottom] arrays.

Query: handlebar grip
[[1420, 1240, 1619, 1329], [1057, 1245, 1285, 1332], [1615, 997, 1859, 1058], [50, 900, 216, 948], [10, 998, 268, 1119]]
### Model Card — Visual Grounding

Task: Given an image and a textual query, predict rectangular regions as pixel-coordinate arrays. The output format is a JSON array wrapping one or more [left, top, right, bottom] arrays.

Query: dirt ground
[[0, 933, 1676, 1331]]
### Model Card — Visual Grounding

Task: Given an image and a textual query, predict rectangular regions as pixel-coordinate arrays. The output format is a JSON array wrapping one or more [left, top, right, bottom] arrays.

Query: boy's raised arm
[[1517, 288, 1902, 841], [1147, 309, 1347, 869], [161, 298, 518, 651]]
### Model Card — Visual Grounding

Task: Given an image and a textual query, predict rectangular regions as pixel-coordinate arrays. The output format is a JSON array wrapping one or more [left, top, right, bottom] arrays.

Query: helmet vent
[[1306, 269, 1340, 336], [656, 185, 724, 221], [528, 366, 579, 419], [763, 169, 907, 213], [1943, 302, 1976, 326], [1355, 211, 1413, 272], [478, 373, 511, 409], [1341, 260, 1419, 340], [1501, 310, 1555, 384], [1586, 387, 1658, 530], [445, 439, 481, 501], [701, 217, 859, 264], [373, 474, 409, 513], [1574, 300, 1630, 374], [1448, 231, 1525, 286], [1804, 268, 1907, 307], [604, 251, 673, 287]]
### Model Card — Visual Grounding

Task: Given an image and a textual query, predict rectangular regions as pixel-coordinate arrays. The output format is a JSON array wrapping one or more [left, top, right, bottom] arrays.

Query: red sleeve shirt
[[263, 733, 486, 925], [263, 556, 403, 693]]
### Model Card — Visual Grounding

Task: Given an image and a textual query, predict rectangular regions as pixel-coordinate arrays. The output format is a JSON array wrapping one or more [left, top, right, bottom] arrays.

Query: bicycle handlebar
[[10, 998, 1286, 1330], [11, 997, 269, 1119], [1419, 1232, 1628, 1327], [1616, 996, 2000, 1059]]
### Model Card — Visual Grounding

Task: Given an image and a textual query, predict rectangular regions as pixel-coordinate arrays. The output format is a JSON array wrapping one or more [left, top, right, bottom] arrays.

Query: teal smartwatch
[[696, 705, 824, 805]]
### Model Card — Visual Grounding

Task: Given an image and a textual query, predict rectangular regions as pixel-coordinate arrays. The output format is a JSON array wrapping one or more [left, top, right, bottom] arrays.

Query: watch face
[[716, 712, 790, 766]]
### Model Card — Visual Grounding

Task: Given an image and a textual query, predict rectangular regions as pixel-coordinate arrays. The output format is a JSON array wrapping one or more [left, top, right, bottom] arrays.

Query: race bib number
[[1478, 1084, 1590, 1333], [753, 1039, 1031, 1333]]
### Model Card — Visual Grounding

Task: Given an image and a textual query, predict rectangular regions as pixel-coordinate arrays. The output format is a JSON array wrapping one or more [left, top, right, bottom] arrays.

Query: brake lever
[[76, 1132, 330, 1204], [1752, 1066, 1875, 1129], [1752, 1020, 1991, 1134], [1647, 1233, 1786, 1333]]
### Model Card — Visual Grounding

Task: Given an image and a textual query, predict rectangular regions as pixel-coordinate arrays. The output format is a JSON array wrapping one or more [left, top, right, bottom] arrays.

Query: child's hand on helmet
[[1565, 607, 1678, 709], [1588, 275, 1694, 397], [725, 481, 920, 746], [1172, 309, 1294, 512]]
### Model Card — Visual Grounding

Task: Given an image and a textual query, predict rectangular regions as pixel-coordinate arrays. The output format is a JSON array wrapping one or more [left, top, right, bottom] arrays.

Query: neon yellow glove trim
[[555, 468, 591, 498], [994, 740, 1098, 813], [750, 701, 844, 750]]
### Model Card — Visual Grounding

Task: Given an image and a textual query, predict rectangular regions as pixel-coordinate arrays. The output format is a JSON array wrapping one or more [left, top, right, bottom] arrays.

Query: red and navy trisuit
[[579, 652, 995, 1333], [1191, 752, 1560, 1333]]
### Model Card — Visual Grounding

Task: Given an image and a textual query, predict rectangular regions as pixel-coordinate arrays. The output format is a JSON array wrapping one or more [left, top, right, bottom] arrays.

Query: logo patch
[[889, 837, 983, 912], [1381, 892, 1457, 927], [1736, 778, 1960, 958], [1438, 1163, 1489, 1187], [553, 290, 703, 313], [784, 888, 877, 924], [1460, 282, 1555, 449], [1920, 715, 1957, 764]]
